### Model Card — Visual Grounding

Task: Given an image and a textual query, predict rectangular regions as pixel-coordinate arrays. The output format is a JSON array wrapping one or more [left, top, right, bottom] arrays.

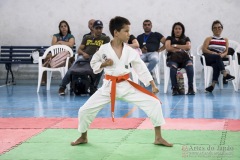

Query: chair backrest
[[229, 40, 240, 63], [197, 45, 203, 56], [42, 45, 73, 58], [228, 40, 240, 50]]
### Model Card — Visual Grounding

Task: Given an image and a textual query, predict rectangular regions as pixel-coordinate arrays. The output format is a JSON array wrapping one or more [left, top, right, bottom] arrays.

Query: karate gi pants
[[77, 81, 165, 133]]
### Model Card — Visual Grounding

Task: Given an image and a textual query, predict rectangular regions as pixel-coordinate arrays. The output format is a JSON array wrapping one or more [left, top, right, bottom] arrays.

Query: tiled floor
[[0, 80, 239, 159], [0, 81, 239, 119]]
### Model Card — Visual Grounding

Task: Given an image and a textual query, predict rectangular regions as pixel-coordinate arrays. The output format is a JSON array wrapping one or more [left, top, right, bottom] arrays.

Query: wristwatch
[[174, 44, 177, 48]]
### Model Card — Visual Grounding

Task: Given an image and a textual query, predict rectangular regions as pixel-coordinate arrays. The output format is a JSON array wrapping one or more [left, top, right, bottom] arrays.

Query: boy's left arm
[[131, 50, 153, 86]]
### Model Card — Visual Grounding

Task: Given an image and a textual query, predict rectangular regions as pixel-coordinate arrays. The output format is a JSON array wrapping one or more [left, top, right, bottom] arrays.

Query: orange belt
[[105, 73, 159, 122]]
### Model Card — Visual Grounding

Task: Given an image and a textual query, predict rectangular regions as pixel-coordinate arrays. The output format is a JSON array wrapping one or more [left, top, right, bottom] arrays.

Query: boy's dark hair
[[59, 20, 71, 36], [109, 16, 130, 37], [212, 20, 223, 30]]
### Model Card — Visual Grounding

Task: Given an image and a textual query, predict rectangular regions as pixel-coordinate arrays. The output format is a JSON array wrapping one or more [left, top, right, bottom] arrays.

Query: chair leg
[[157, 57, 161, 85], [230, 66, 238, 91], [37, 70, 44, 92], [154, 66, 160, 84], [205, 68, 213, 88], [238, 67, 240, 90], [183, 73, 188, 94], [198, 69, 204, 90], [193, 74, 197, 93], [219, 74, 223, 89], [164, 67, 170, 93], [47, 71, 52, 90]]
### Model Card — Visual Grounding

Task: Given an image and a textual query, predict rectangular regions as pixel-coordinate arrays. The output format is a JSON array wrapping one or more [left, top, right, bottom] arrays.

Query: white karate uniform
[[78, 42, 165, 133]]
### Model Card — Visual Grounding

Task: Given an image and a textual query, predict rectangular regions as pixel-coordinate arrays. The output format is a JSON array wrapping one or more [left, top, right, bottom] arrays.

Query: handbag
[[167, 50, 191, 64], [42, 51, 70, 68]]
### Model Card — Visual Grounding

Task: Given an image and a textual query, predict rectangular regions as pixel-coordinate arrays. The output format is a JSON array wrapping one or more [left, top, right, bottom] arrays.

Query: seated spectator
[[52, 20, 75, 48], [202, 20, 235, 93], [165, 22, 195, 95], [126, 34, 141, 56], [127, 34, 140, 49], [83, 19, 95, 38], [83, 19, 106, 38], [137, 20, 165, 75], [58, 20, 110, 95], [41, 20, 75, 85]]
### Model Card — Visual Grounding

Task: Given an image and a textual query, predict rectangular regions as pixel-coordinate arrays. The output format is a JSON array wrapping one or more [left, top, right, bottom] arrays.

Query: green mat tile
[[106, 143, 180, 160], [224, 131, 240, 145], [27, 129, 132, 143], [125, 130, 222, 145], [1, 129, 239, 160], [0, 142, 116, 160]]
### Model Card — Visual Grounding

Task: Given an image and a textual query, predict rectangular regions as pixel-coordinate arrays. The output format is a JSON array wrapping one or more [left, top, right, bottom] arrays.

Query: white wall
[[0, 0, 240, 80]]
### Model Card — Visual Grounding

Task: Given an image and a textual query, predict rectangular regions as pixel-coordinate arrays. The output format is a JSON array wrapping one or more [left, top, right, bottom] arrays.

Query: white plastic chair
[[229, 40, 240, 90], [37, 45, 73, 92], [197, 41, 238, 91], [163, 49, 197, 94], [131, 49, 161, 84]]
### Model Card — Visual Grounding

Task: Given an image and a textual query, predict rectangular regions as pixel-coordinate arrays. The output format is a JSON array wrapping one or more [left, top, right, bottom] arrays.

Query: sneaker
[[205, 86, 214, 93], [223, 77, 228, 84], [172, 86, 179, 96], [58, 87, 65, 95], [223, 74, 235, 82], [187, 87, 195, 95]]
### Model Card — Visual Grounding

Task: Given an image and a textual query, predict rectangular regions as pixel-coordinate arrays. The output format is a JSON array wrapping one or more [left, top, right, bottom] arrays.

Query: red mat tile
[[0, 118, 63, 129], [51, 118, 146, 129], [0, 143, 15, 155], [89, 118, 145, 129], [51, 118, 78, 128], [137, 118, 226, 130], [0, 129, 44, 154], [227, 120, 240, 131], [1, 118, 239, 131]]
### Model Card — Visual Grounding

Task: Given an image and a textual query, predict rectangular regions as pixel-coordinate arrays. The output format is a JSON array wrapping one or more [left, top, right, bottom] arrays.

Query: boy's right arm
[[150, 80, 159, 94]]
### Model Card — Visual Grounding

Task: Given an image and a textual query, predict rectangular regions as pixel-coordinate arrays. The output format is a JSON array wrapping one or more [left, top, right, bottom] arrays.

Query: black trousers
[[202, 54, 225, 82]]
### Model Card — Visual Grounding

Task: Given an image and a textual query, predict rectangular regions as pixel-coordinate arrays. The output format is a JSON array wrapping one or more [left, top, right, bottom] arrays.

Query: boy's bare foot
[[70, 137, 88, 146], [154, 137, 173, 147]]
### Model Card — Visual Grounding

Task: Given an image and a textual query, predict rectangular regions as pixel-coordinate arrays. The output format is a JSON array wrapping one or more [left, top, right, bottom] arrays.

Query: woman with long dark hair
[[165, 22, 195, 95], [41, 20, 75, 85], [51, 20, 75, 48]]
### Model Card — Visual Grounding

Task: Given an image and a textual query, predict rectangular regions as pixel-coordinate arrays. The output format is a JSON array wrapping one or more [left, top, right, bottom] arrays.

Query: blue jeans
[[167, 60, 194, 88], [140, 51, 159, 73]]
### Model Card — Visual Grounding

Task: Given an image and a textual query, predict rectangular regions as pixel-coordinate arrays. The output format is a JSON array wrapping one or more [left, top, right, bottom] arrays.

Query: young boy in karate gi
[[71, 16, 173, 147]]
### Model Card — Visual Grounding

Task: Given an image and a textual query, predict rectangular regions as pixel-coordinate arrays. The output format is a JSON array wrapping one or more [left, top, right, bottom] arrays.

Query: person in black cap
[[83, 19, 106, 39], [58, 20, 110, 95], [93, 20, 103, 28]]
